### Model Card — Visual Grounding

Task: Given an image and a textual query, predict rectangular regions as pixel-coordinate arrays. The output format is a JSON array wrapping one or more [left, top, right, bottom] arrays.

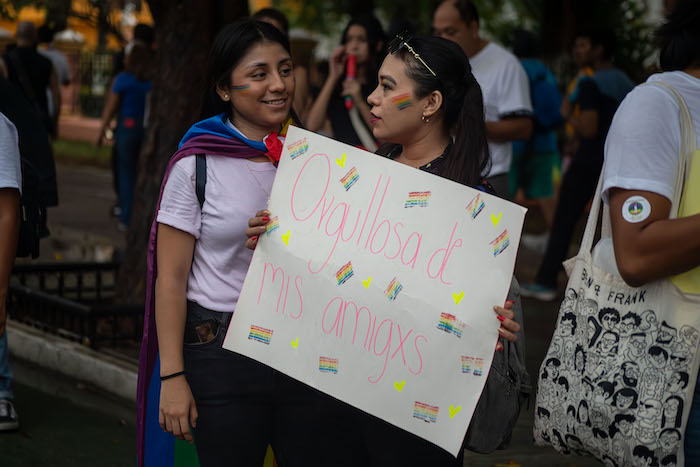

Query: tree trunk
[[115, 0, 249, 305]]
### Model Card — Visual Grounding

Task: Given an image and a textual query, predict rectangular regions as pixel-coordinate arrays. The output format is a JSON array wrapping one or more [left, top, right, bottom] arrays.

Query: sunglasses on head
[[388, 33, 437, 77]]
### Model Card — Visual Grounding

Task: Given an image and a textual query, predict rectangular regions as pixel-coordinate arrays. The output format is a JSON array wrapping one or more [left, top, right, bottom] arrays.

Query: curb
[[6, 320, 138, 402]]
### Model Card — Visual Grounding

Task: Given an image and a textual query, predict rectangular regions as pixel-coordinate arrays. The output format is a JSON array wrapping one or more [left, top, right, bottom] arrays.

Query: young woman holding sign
[[136, 21, 333, 467], [246, 35, 522, 466]]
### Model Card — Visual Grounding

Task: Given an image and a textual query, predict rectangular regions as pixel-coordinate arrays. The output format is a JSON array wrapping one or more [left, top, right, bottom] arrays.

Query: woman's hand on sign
[[245, 209, 271, 250], [494, 300, 519, 351], [159, 376, 198, 443]]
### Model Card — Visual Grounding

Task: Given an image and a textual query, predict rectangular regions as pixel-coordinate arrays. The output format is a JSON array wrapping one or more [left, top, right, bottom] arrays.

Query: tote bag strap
[[577, 80, 694, 256]]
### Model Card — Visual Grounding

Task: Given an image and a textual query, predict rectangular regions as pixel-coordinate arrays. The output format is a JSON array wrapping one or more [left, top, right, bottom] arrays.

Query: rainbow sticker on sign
[[340, 167, 359, 191], [384, 277, 403, 301], [248, 325, 273, 345], [319, 357, 339, 374], [489, 230, 510, 257], [474, 358, 484, 376], [392, 93, 413, 110], [461, 356, 474, 374], [405, 191, 431, 208], [265, 216, 279, 236], [287, 138, 309, 160], [413, 401, 439, 423], [437, 313, 465, 338], [466, 194, 485, 219], [335, 261, 354, 286]]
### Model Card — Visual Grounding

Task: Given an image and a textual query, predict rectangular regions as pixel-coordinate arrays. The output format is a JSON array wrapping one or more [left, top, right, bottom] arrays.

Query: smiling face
[[367, 54, 437, 144], [218, 41, 294, 137]]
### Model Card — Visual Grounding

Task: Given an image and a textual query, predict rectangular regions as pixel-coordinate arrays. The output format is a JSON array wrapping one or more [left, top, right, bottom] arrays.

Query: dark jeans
[[183, 302, 359, 467], [361, 414, 464, 466], [114, 118, 143, 226], [535, 158, 602, 287]]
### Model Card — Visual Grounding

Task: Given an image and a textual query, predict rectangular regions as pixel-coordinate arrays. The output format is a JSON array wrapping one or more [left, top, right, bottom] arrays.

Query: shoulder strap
[[646, 81, 696, 218], [195, 153, 206, 209]]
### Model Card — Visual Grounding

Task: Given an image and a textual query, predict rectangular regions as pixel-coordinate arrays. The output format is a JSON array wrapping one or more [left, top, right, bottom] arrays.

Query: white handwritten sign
[[223, 127, 527, 456]]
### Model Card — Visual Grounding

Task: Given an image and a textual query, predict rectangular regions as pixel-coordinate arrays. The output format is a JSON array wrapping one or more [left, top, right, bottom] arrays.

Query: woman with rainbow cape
[[136, 21, 326, 467]]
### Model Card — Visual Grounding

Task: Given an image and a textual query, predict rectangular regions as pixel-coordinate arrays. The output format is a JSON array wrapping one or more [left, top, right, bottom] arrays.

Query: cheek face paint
[[392, 93, 412, 110], [232, 84, 250, 92]]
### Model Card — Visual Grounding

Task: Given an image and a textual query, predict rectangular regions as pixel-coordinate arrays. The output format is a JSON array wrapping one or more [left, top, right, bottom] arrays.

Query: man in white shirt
[[433, 0, 533, 198], [0, 112, 21, 431]]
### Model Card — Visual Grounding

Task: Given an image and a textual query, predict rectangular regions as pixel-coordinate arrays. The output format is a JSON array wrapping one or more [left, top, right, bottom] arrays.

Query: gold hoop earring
[[422, 115, 430, 123]]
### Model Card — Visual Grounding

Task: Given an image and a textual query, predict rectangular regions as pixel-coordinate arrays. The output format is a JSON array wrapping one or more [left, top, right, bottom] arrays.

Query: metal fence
[[7, 262, 143, 351]]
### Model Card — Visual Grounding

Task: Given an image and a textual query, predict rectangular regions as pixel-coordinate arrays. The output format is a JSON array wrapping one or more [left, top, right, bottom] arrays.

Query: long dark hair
[[656, 0, 700, 71], [202, 20, 300, 124], [378, 36, 490, 188], [341, 14, 386, 91]]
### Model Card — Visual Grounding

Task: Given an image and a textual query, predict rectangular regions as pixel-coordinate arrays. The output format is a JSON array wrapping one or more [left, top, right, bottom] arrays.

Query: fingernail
[[497, 315, 505, 322], [493, 306, 498, 311], [251, 236, 258, 241], [261, 216, 270, 222], [506, 300, 515, 306], [498, 327, 506, 334], [262, 210, 271, 215]]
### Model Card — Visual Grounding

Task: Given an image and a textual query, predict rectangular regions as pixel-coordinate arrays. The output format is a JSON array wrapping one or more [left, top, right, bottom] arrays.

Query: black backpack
[[464, 277, 531, 453], [0, 77, 58, 258]]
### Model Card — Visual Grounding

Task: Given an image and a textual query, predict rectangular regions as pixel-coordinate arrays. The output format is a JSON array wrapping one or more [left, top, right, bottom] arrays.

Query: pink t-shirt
[[156, 155, 276, 312]]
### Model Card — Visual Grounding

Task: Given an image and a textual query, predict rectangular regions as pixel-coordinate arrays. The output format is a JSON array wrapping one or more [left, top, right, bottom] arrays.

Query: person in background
[[0, 21, 60, 139], [37, 24, 70, 87], [432, 0, 533, 199], [97, 42, 153, 231], [305, 14, 385, 151], [37, 24, 70, 130], [522, 28, 635, 301], [595, 0, 700, 462], [510, 29, 562, 238], [0, 112, 22, 432], [252, 7, 312, 122], [108, 23, 155, 220]]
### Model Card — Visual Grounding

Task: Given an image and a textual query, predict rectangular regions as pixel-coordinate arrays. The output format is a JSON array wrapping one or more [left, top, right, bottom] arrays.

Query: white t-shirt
[[0, 113, 22, 193], [157, 156, 276, 312], [470, 42, 533, 177], [595, 71, 700, 274]]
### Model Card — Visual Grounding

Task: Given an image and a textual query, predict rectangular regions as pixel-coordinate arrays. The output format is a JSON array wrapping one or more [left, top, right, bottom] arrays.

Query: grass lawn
[[53, 139, 112, 169]]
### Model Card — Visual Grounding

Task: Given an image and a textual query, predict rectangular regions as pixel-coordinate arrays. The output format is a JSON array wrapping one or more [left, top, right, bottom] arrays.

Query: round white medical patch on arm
[[622, 196, 652, 223]]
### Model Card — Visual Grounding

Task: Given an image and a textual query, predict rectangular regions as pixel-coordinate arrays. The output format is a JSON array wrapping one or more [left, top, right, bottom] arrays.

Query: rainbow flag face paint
[[232, 84, 250, 92], [413, 401, 439, 423], [265, 216, 280, 236], [287, 138, 309, 160], [489, 230, 510, 257], [466, 194, 485, 219], [437, 312, 465, 338], [384, 277, 403, 301], [319, 357, 339, 374], [335, 261, 354, 285], [340, 167, 359, 191], [404, 191, 431, 208], [392, 93, 412, 110], [248, 325, 273, 344]]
